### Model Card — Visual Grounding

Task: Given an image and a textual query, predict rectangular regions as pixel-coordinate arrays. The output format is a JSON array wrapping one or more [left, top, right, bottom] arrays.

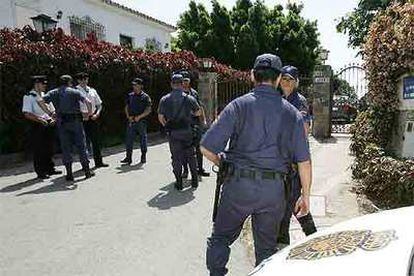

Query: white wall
[[0, 0, 17, 28], [9, 0, 172, 51]]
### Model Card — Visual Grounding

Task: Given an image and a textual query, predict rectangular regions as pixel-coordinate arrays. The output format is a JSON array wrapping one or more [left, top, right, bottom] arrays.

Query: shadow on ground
[[147, 181, 196, 210], [14, 169, 95, 196], [0, 133, 167, 177], [115, 163, 144, 174]]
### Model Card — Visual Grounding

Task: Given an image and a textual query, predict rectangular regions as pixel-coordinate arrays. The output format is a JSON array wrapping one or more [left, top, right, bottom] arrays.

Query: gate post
[[198, 72, 218, 126], [312, 65, 333, 138]]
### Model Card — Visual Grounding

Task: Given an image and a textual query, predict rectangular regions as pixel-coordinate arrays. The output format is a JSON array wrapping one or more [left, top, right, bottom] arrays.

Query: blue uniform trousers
[[207, 175, 286, 276], [167, 129, 197, 177], [57, 120, 89, 166], [125, 121, 148, 159]]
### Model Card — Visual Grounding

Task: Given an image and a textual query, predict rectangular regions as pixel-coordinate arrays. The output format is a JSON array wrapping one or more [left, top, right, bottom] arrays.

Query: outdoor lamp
[[31, 14, 58, 33], [201, 58, 213, 70]]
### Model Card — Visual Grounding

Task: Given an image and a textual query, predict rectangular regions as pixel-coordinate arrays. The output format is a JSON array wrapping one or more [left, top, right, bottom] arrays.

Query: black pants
[[183, 124, 204, 173], [31, 123, 56, 177], [83, 119, 103, 165]]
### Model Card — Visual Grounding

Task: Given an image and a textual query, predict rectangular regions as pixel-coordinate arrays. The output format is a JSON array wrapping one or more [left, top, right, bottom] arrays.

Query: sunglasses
[[281, 76, 295, 82]]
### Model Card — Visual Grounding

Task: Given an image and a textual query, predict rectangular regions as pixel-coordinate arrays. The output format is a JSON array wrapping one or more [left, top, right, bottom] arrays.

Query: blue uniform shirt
[[126, 91, 152, 116], [158, 89, 200, 125], [201, 85, 310, 172], [286, 91, 310, 122], [43, 86, 86, 114]]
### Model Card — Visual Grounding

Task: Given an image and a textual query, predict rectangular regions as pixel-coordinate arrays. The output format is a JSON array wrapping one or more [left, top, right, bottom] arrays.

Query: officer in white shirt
[[22, 75, 61, 179], [76, 72, 109, 168]]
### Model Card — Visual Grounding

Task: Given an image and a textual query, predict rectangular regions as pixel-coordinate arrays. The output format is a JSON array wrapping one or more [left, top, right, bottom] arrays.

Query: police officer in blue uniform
[[277, 65, 317, 247], [22, 75, 61, 179], [37, 75, 94, 181], [200, 54, 312, 275], [181, 71, 210, 178], [158, 73, 201, 190], [121, 78, 152, 165]]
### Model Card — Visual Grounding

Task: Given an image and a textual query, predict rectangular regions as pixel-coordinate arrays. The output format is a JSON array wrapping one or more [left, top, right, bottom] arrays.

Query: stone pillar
[[312, 65, 333, 139], [198, 72, 218, 126]]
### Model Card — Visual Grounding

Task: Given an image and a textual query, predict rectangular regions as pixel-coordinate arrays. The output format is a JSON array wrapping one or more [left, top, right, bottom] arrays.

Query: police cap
[[76, 72, 89, 80], [180, 71, 191, 81], [253, 54, 282, 72], [281, 65, 299, 81], [171, 73, 184, 83], [131, 78, 144, 85], [31, 75, 47, 84]]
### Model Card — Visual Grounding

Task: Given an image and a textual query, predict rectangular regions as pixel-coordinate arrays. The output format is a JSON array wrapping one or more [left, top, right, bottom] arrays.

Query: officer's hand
[[134, 116, 141, 122], [49, 119, 56, 126], [295, 195, 310, 217], [128, 116, 134, 122], [91, 114, 99, 121]]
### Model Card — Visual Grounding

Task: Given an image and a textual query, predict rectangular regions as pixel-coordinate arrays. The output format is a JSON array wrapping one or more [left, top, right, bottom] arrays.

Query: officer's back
[[45, 77, 85, 116], [220, 88, 303, 171]]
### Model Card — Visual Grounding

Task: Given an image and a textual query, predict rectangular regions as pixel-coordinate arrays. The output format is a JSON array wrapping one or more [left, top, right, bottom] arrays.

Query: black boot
[[65, 164, 74, 181], [121, 152, 132, 165], [174, 174, 183, 191], [198, 169, 210, 177], [82, 163, 95, 179], [297, 213, 317, 236], [140, 152, 147, 164], [191, 176, 199, 188]]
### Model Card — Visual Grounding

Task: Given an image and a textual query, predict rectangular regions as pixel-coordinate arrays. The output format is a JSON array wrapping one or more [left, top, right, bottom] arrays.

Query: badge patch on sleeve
[[287, 230, 397, 261]]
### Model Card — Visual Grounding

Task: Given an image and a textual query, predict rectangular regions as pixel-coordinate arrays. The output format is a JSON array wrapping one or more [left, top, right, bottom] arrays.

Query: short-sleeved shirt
[[286, 91, 310, 122], [158, 89, 200, 126], [201, 84, 310, 173], [77, 85, 102, 114], [22, 90, 54, 120], [42, 86, 86, 115], [126, 91, 152, 116], [185, 88, 203, 124]]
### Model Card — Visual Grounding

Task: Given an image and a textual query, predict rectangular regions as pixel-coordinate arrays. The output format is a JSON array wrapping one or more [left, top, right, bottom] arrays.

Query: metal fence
[[217, 80, 252, 113]]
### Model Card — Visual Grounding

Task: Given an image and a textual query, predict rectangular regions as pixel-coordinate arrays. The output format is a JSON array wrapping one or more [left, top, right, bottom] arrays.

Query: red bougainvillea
[[0, 26, 250, 153]]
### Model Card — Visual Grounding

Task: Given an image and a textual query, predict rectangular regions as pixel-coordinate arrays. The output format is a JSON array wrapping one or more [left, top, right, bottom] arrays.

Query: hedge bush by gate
[[0, 27, 249, 154]]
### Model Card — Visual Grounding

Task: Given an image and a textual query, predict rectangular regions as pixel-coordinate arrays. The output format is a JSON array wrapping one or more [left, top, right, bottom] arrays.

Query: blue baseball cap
[[253, 54, 282, 72], [281, 65, 299, 81]]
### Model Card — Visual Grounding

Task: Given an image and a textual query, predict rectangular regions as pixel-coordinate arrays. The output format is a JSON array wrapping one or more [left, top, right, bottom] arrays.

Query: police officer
[[120, 78, 152, 165], [277, 65, 317, 248], [200, 54, 312, 275], [181, 70, 210, 178], [76, 72, 109, 168], [22, 75, 61, 179], [158, 73, 201, 190], [37, 75, 94, 181]]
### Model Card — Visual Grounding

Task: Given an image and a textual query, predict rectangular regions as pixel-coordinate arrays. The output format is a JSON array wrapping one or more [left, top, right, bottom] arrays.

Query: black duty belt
[[230, 168, 285, 181]]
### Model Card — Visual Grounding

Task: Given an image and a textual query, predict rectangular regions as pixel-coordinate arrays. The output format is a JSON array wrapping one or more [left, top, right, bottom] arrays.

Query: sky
[[114, 0, 362, 72]]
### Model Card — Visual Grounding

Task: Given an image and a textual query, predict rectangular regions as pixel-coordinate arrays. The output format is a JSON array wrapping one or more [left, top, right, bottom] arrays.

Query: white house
[[0, 0, 177, 51]]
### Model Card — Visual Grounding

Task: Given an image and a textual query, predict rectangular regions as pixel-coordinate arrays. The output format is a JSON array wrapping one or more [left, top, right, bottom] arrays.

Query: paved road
[[0, 142, 252, 276]]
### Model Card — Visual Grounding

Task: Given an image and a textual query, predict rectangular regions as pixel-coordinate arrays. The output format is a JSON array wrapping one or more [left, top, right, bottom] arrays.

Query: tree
[[204, 1, 235, 64], [231, 0, 253, 44], [275, 4, 320, 76], [247, 1, 269, 54], [176, 1, 211, 57], [176, 0, 321, 76], [336, 0, 408, 49], [234, 24, 259, 69], [333, 75, 358, 106]]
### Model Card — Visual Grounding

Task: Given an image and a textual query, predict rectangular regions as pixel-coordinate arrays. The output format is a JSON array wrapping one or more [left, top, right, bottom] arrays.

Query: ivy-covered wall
[[350, 2, 414, 208]]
